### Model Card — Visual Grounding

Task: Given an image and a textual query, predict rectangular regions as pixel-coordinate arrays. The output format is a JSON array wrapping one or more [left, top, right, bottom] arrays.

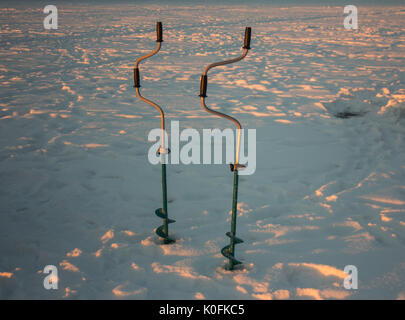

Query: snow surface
[[0, 2, 405, 299]]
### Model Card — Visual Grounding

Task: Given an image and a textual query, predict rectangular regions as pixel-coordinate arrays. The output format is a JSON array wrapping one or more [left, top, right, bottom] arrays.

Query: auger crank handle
[[134, 22, 163, 87]]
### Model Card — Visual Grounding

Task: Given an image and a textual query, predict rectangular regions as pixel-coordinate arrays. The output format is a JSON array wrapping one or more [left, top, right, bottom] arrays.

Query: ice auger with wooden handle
[[134, 22, 175, 244], [199, 27, 251, 270]]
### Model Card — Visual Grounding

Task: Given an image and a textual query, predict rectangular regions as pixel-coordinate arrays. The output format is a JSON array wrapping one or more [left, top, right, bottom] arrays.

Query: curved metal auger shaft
[[134, 22, 175, 244], [199, 27, 251, 270]]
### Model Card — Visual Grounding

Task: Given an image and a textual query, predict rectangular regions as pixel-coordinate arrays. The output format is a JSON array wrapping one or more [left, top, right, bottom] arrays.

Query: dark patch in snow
[[334, 111, 365, 119]]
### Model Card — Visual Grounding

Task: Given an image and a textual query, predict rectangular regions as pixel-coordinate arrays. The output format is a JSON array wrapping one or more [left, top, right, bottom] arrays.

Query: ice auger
[[199, 27, 252, 270], [134, 22, 175, 244]]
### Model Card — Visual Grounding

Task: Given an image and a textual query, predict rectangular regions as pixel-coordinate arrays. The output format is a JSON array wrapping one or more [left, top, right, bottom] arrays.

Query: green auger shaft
[[229, 170, 239, 269], [155, 162, 175, 244], [161, 163, 169, 238], [221, 168, 244, 270]]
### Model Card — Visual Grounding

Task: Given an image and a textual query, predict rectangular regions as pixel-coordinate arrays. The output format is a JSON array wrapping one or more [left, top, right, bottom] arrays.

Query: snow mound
[[323, 87, 405, 121]]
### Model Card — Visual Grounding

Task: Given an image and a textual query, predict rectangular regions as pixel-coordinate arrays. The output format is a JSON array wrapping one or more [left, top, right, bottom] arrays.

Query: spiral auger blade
[[155, 208, 176, 244], [221, 231, 244, 268]]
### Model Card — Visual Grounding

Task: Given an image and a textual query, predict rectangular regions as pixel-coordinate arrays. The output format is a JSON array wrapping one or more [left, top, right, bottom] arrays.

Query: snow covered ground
[[1, 1, 405, 299]]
